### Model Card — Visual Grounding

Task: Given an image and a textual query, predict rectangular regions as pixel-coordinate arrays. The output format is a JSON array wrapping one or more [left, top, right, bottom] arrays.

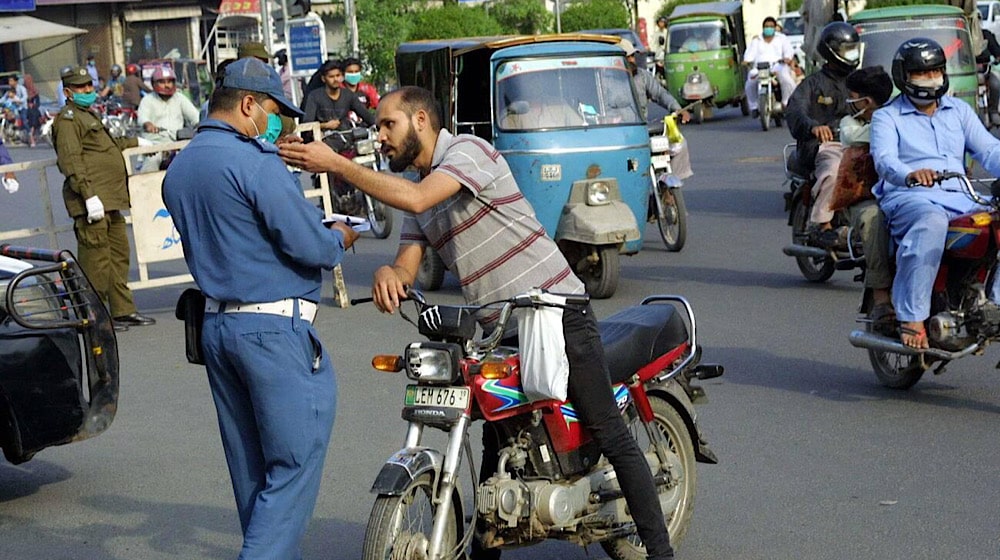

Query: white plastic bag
[[516, 290, 570, 402]]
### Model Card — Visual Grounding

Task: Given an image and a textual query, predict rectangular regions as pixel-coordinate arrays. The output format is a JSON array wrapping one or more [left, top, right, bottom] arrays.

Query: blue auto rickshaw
[[395, 35, 650, 298]]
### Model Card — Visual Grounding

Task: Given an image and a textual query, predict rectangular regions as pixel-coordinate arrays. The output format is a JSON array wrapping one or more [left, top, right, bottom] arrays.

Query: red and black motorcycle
[[359, 288, 722, 560], [850, 172, 1000, 389]]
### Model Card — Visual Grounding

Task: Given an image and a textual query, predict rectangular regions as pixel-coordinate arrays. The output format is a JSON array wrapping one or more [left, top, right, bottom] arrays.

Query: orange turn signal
[[372, 355, 404, 372], [480, 362, 512, 380]]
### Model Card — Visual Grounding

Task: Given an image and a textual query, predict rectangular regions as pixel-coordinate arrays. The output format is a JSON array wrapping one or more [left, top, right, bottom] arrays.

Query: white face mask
[[910, 76, 945, 89], [842, 47, 861, 62], [845, 96, 870, 119]]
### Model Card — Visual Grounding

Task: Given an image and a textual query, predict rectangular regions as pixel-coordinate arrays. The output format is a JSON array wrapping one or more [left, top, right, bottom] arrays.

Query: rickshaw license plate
[[540, 164, 562, 181], [404, 385, 470, 409]]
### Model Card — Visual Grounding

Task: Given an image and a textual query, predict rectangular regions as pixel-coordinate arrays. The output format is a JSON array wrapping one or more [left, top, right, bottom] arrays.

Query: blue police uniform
[[163, 118, 346, 560], [872, 95, 1000, 322]]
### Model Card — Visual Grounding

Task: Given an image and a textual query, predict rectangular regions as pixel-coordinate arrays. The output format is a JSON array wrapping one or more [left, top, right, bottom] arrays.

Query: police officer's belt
[[205, 298, 318, 324]]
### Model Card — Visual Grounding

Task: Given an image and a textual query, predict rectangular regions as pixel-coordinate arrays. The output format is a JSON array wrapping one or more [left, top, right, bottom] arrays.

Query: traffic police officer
[[53, 66, 155, 331], [162, 57, 359, 559]]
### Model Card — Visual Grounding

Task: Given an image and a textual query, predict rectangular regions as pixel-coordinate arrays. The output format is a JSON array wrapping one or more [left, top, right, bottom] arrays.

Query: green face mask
[[73, 91, 98, 108], [253, 103, 283, 144]]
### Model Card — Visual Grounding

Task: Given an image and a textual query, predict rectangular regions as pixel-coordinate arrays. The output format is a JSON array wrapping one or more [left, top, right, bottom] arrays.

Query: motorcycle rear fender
[[556, 201, 641, 246], [371, 446, 443, 495], [646, 378, 718, 464]]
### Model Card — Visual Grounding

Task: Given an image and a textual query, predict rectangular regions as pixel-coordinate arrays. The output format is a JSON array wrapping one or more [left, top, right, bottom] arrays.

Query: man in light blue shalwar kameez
[[872, 38, 1000, 349]]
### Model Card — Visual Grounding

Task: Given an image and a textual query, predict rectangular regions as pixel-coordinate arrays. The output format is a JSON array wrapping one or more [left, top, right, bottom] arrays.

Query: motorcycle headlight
[[649, 135, 671, 154], [404, 342, 462, 384], [587, 181, 611, 206], [356, 138, 377, 156]]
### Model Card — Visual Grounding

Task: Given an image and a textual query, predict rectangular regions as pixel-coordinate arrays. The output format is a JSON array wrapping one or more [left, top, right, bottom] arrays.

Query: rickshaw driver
[[278, 85, 679, 560], [499, 71, 585, 129], [743, 16, 797, 118], [620, 39, 695, 180]]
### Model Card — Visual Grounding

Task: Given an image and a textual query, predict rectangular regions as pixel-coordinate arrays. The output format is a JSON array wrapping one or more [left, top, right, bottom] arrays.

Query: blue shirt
[[871, 95, 1000, 199], [162, 119, 345, 303]]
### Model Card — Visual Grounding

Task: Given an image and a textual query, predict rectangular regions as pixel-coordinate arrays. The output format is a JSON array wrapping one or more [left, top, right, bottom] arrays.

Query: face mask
[[843, 47, 861, 62], [344, 72, 362, 86], [907, 95, 936, 107], [87, 60, 95, 67], [846, 97, 870, 119], [910, 76, 945, 89], [72, 91, 97, 108], [252, 103, 282, 143], [763, 27, 776, 38]]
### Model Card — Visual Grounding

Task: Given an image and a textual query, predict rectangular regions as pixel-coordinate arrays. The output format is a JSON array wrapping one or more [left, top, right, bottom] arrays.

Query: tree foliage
[[559, 0, 630, 32], [409, 4, 504, 40], [356, 0, 413, 89], [490, 0, 553, 35]]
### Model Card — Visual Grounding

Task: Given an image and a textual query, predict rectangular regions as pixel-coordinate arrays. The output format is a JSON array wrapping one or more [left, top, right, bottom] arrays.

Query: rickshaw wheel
[[416, 248, 446, 291], [561, 242, 619, 298], [693, 105, 704, 125], [740, 96, 750, 116]]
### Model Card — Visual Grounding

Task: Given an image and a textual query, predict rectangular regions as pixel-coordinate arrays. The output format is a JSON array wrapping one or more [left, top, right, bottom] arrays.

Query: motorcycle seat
[[598, 304, 689, 384]]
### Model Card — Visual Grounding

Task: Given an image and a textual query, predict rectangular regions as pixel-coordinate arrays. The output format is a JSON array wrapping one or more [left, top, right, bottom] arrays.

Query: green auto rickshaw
[[665, 1, 749, 123], [850, 5, 977, 113]]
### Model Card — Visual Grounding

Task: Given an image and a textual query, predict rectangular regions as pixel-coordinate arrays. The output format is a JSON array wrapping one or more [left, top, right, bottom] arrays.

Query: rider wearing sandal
[[871, 38, 1000, 349]]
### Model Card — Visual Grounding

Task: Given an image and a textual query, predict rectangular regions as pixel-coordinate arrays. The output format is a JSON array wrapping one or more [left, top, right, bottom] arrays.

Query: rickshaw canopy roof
[[849, 4, 966, 23], [669, 1, 743, 21], [396, 34, 624, 59]]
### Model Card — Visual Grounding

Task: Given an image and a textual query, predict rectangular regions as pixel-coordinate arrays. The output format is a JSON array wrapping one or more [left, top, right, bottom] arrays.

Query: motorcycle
[[96, 96, 138, 139], [316, 126, 393, 239], [781, 142, 866, 282], [359, 288, 722, 560], [756, 62, 783, 131], [849, 172, 1000, 389], [648, 113, 688, 252]]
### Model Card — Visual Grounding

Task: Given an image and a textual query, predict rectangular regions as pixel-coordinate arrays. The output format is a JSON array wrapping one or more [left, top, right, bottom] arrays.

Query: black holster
[[174, 288, 206, 365]]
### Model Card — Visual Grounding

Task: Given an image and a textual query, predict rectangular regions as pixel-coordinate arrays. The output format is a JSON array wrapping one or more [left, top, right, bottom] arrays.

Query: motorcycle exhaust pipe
[[848, 330, 980, 360], [782, 244, 828, 259]]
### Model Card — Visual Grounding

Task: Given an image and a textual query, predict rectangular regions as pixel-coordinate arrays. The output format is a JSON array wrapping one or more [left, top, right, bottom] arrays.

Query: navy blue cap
[[222, 57, 303, 118]]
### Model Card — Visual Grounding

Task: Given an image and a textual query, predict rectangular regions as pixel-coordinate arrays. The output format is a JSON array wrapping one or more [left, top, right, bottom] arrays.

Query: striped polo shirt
[[400, 129, 584, 330]]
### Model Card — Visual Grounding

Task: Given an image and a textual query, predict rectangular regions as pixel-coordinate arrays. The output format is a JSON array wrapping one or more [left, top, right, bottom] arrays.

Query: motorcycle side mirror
[[176, 127, 195, 140], [351, 127, 369, 141], [990, 179, 1000, 200]]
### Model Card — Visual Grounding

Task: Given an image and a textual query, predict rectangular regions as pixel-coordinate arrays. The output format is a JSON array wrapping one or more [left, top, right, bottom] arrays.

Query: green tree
[[559, 0, 630, 32], [357, 0, 414, 89], [490, 0, 553, 34], [409, 4, 503, 40]]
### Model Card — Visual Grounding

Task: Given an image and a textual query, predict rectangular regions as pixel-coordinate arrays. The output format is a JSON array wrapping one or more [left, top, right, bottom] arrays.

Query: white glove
[[2, 176, 18, 194], [85, 196, 105, 223], [137, 137, 154, 147]]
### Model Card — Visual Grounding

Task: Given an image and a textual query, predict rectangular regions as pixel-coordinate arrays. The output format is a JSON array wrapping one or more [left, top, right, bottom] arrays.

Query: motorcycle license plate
[[404, 385, 470, 409], [651, 154, 671, 169]]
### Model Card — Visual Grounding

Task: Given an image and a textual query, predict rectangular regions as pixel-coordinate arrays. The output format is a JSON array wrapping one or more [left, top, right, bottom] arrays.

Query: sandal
[[899, 323, 929, 350], [869, 303, 897, 337]]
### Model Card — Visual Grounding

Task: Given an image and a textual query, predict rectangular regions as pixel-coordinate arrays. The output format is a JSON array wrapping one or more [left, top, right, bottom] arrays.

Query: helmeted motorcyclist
[[785, 21, 860, 243], [137, 66, 200, 170]]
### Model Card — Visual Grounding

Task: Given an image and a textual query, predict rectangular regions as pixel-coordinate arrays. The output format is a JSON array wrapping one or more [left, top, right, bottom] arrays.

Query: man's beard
[[387, 124, 422, 173]]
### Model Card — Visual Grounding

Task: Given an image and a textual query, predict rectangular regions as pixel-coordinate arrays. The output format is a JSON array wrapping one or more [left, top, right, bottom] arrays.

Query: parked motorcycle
[[756, 62, 783, 131], [95, 96, 138, 139], [781, 142, 865, 282], [648, 113, 687, 251], [849, 172, 1000, 389], [318, 126, 393, 239], [359, 288, 722, 560]]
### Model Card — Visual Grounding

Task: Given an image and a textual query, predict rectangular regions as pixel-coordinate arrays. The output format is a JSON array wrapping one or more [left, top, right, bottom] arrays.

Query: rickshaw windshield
[[778, 14, 804, 36], [495, 55, 642, 130], [856, 18, 975, 75], [669, 21, 726, 53]]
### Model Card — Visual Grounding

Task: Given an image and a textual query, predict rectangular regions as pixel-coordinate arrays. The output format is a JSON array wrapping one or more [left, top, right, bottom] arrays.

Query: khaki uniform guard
[[53, 66, 155, 331]]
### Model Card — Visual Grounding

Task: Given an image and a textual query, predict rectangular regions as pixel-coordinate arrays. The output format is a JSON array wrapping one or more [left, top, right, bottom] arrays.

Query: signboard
[[218, 0, 260, 16], [288, 14, 326, 78], [0, 0, 36, 11]]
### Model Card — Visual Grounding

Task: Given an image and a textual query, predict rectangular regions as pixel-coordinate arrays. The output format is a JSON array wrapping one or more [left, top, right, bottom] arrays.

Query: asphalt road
[[1, 109, 999, 560]]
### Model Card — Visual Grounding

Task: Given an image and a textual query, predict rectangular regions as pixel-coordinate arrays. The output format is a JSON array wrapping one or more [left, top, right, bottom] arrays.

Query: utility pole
[[555, 0, 562, 33], [345, 0, 359, 57], [259, 0, 273, 55]]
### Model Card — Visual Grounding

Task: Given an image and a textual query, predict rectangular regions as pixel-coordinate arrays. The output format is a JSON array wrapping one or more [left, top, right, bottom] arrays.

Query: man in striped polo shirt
[[278, 85, 675, 560]]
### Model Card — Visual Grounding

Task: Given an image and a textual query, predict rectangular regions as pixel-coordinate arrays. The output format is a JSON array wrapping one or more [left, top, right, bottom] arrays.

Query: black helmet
[[891, 37, 949, 102], [817, 22, 861, 75], [111, 64, 122, 76]]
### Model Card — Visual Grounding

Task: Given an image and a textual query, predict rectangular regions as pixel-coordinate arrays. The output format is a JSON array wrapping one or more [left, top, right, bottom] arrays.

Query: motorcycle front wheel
[[759, 90, 771, 131], [790, 199, 835, 282], [867, 322, 926, 389], [602, 397, 697, 560], [361, 472, 466, 560], [655, 187, 687, 252], [365, 195, 394, 239]]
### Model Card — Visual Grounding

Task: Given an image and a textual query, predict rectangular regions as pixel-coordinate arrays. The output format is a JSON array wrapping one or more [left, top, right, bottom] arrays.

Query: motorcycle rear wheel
[[656, 187, 687, 252], [867, 322, 926, 389], [790, 199, 835, 282], [602, 397, 697, 560], [361, 472, 465, 560]]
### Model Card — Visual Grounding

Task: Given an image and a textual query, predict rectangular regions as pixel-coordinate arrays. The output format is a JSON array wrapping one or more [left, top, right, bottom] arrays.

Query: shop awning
[[0, 15, 87, 44]]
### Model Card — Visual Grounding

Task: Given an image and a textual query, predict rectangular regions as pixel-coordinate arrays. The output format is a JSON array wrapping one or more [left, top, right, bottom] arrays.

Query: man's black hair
[[208, 87, 268, 115], [320, 59, 343, 75], [388, 86, 443, 132]]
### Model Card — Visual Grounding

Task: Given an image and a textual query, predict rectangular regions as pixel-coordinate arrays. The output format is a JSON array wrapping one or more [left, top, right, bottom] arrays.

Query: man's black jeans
[[473, 303, 674, 560]]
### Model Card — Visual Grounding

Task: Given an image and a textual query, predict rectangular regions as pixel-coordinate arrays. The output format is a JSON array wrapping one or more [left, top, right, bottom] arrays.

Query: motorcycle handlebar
[[907, 171, 992, 207]]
